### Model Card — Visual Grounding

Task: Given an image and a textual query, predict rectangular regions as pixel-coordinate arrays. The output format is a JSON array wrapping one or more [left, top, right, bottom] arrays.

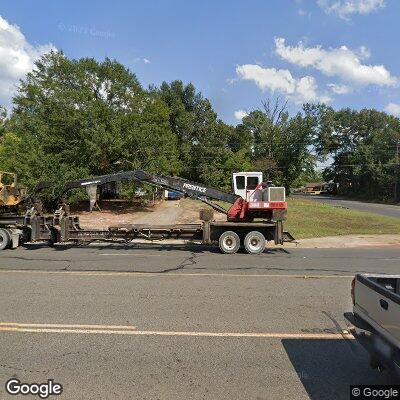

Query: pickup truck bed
[[345, 274, 400, 376]]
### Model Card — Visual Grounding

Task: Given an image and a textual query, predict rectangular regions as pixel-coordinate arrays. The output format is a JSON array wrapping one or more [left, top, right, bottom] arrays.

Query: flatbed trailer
[[0, 211, 294, 254], [0, 169, 295, 254]]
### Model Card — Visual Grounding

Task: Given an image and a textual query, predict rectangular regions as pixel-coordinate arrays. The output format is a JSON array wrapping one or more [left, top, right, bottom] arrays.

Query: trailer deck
[[0, 211, 294, 254], [0, 168, 295, 253]]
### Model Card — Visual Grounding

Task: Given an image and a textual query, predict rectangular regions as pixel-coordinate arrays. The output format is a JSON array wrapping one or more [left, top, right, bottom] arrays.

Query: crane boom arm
[[59, 170, 240, 214], [61, 171, 139, 195], [132, 170, 239, 204]]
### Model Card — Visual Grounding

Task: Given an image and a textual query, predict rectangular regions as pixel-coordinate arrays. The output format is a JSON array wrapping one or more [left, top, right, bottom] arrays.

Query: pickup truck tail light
[[351, 277, 356, 305]]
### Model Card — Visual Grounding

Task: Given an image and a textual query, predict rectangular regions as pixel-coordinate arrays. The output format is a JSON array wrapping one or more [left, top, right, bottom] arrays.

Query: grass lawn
[[286, 197, 400, 239]]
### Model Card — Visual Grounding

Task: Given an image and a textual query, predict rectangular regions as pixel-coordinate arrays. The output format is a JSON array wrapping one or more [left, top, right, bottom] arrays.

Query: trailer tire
[[0, 228, 11, 250], [49, 228, 60, 246], [219, 231, 240, 254], [244, 231, 266, 254]]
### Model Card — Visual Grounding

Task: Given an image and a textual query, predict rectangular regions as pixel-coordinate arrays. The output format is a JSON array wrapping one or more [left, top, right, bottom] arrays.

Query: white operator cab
[[232, 172, 263, 201]]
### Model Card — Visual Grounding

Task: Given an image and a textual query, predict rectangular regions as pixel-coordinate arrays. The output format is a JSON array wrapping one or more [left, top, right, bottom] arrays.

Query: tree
[[0, 51, 179, 190], [305, 104, 400, 201], [238, 99, 317, 189], [0, 106, 6, 139], [157, 80, 250, 189]]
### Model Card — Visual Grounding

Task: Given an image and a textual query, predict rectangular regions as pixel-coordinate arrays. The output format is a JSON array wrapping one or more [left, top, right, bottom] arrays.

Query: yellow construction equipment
[[0, 171, 26, 209]]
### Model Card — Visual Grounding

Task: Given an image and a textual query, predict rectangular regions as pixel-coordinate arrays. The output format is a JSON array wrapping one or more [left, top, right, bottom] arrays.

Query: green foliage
[[0, 106, 6, 139], [157, 80, 251, 190], [0, 51, 179, 192], [237, 99, 317, 189], [0, 53, 320, 198], [305, 104, 400, 201], [1, 50, 399, 205]]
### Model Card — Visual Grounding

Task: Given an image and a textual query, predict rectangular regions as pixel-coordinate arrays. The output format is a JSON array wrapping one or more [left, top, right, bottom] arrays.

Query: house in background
[[305, 182, 329, 195]]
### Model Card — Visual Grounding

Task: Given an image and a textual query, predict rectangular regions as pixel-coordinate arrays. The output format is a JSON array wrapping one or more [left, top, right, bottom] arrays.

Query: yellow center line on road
[[101, 253, 164, 257], [0, 322, 136, 330], [0, 269, 353, 279], [0, 322, 354, 339]]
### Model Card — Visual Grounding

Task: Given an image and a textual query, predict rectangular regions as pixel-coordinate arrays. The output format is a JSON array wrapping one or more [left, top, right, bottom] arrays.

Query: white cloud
[[236, 64, 331, 104], [385, 103, 400, 117], [0, 16, 54, 107], [226, 77, 239, 85], [234, 110, 248, 120], [327, 83, 351, 94], [134, 57, 151, 65], [317, 0, 386, 19], [298, 9, 311, 17], [275, 38, 397, 87]]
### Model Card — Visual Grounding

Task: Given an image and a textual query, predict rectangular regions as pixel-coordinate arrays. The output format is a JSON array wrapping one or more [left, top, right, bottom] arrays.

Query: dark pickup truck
[[345, 274, 400, 376]]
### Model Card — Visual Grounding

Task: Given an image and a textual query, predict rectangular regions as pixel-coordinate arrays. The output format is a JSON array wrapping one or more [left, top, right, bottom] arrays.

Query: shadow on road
[[13, 242, 292, 256], [282, 338, 394, 400]]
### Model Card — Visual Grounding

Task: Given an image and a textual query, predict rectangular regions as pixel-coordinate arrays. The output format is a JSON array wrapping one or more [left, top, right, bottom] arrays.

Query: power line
[[316, 162, 400, 169]]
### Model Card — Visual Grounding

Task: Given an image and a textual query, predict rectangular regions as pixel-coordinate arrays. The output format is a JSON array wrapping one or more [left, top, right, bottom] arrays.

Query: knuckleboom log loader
[[0, 170, 294, 254], [0, 171, 29, 250], [0, 172, 54, 250], [0, 171, 26, 212]]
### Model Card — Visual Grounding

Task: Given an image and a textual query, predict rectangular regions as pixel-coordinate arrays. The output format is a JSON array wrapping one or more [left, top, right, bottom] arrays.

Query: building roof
[[305, 182, 327, 188]]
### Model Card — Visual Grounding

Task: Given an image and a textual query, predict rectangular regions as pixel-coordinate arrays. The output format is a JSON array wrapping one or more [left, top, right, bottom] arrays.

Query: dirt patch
[[177, 198, 226, 223], [74, 200, 170, 229], [75, 198, 226, 229]]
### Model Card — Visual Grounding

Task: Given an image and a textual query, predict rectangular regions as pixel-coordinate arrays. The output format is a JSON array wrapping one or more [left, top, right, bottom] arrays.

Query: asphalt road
[[1, 244, 399, 399], [295, 195, 400, 219]]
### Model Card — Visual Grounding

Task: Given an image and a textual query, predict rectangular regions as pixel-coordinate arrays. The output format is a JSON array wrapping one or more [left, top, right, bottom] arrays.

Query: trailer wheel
[[0, 228, 11, 250], [244, 231, 266, 254], [219, 231, 240, 254], [49, 228, 60, 246]]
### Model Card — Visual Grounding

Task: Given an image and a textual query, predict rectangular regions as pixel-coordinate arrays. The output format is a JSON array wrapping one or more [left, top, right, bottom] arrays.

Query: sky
[[0, 0, 399, 124]]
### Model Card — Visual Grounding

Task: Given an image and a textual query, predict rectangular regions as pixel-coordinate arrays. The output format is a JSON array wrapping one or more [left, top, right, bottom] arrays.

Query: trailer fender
[[282, 231, 295, 242], [9, 228, 22, 249]]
